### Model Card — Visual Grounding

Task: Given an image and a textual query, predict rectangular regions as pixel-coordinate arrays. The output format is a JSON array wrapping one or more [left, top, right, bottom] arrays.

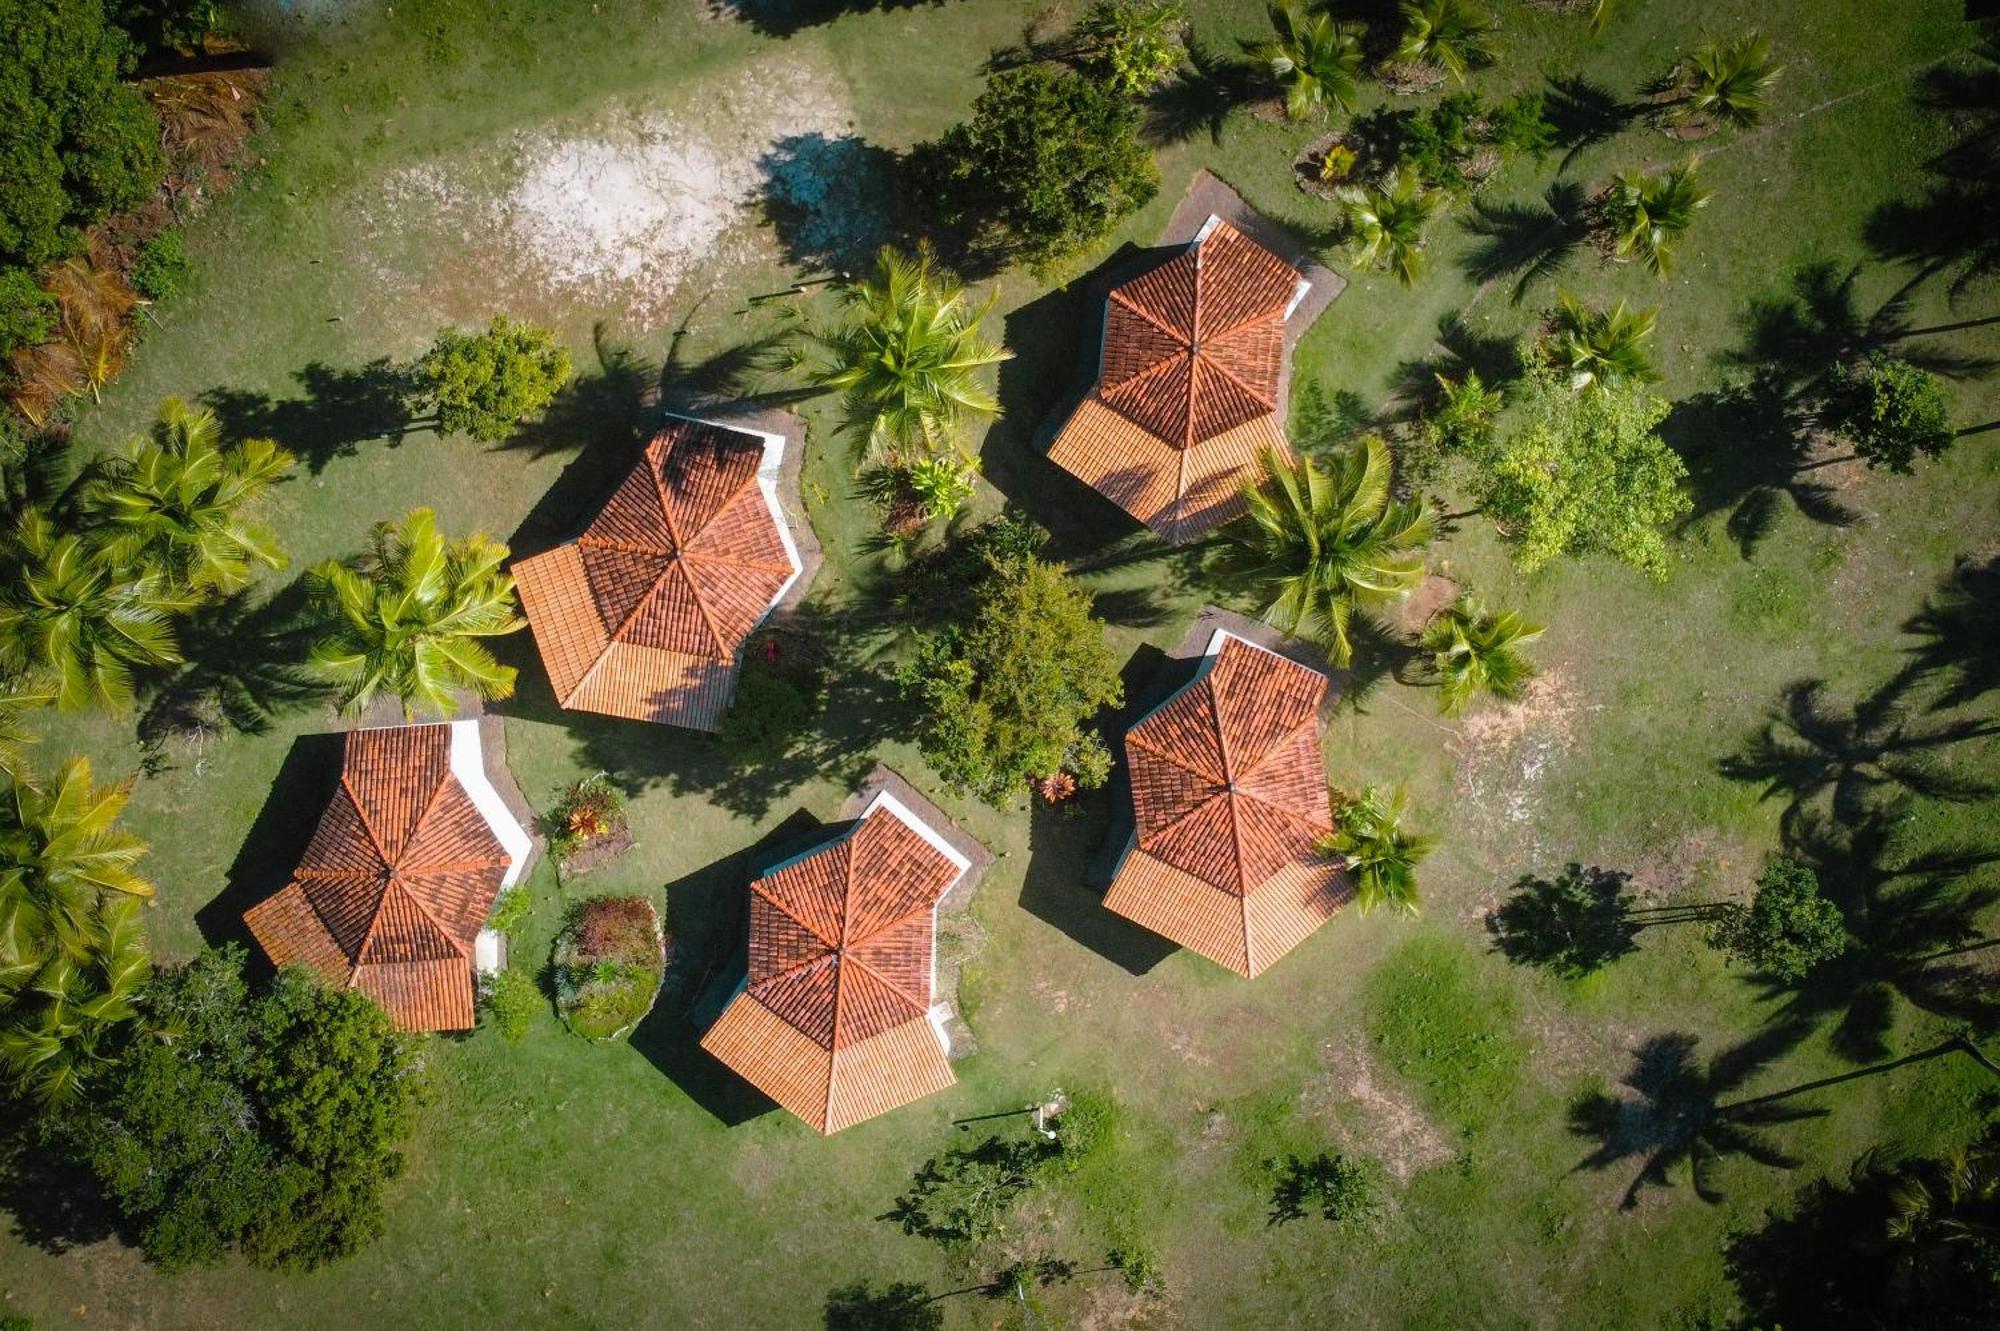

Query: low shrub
[[543, 773, 626, 863], [0, 269, 57, 354], [1823, 352, 1955, 474], [480, 966, 541, 1041], [487, 884, 533, 939], [721, 634, 828, 756], [131, 227, 191, 302]]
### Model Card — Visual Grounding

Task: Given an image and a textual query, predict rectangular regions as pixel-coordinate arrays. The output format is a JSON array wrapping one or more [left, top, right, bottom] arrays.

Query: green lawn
[[5, 0, 1999, 1327]]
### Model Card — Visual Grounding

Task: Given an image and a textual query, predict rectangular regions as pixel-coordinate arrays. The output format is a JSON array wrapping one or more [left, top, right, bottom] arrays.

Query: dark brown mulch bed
[[555, 822, 635, 880]]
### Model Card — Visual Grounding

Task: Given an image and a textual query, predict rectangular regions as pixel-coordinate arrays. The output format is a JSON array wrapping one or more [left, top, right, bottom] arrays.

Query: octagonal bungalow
[[244, 720, 533, 1030], [511, 414, 806, 732], [1047, 216, 1312, 545], [1102, 629, 1350, 977], [701, 790, 973, 1134]]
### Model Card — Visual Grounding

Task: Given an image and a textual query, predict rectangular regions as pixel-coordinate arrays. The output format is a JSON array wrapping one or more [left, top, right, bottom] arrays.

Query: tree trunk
[[1720, 1035, 2000, 1113]]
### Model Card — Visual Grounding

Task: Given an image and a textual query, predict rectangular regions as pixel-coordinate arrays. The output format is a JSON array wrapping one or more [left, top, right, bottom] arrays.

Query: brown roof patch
[[514, 417, 798, 731], [1050, 220, 1304, 544], [1106, 635, 1350, 976], [244, 724, 514, 1031], [702, 800, 965, 1133]]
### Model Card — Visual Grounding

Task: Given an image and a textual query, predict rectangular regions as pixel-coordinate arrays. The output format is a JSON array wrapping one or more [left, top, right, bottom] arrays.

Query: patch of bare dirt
[[1300, 1030, 1453, 1181], [1625, 826, 1745, 906], [1398, 573, 1459, 635], [1448, 669, 1591, 862]]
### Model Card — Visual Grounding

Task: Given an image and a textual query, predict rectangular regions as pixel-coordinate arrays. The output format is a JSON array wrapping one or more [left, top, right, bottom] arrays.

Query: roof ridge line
[[338, 770, 394, 866], [1108, 286, 1190, 343], [370, 875, 471, 961], [1192, 338, 1281, 412], [844, 950, 930, 1019], [749, 873, 844, 950], [1204, 673, 1253, 898]]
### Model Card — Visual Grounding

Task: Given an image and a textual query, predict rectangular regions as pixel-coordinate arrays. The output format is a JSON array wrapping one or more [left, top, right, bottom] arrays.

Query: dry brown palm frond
[[7, 343, 85, 426], [144, 71, 266, 186], [46, 252, 138, 345]]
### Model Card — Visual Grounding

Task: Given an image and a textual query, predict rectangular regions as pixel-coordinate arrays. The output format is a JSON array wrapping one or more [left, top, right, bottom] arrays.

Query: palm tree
[[808, 246, 1010, 463], [1209, 436, 1435, 665], [0, 686, 51, 786], [0, 894, 147, 1106], [1599, 157, 1711, 277], [0, 756, 154, 1002], [1339, 169, 1445, 286], [0, 510, 193, 712], [308, 508, 523, 719], [1665, 32, 1782, 132], [1544, 292, 1662, 394], [1255, 2, 1365, 121], [1321, 785, 1431, 915], [1394, 0, 1498, 84], [1419, 593, 1544, 714], [86, 398, 296, 597]]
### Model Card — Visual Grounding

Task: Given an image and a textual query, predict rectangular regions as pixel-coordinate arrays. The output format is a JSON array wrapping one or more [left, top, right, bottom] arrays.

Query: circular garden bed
[[553, 895, 667, 1041]]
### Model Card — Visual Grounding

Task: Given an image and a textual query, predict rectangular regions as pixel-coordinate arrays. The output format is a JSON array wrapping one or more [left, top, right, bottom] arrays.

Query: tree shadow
[[199, 358, 411, 476], [1901, 553, 2000, 713], [1724, 259, 1999, 391], [1864, 45, 2000, 301], [1387, 311, 1524, 412], [711, 0, 954, 39], [1752, 801, 2000, 1062], [199, 728, 344, 960], [0, 1104, 121, 1255], [1488, 864, 1639, 977], [136, 577, 332, 763], [1660, 372, 1860, 556], [1718, 677, 2000, 833], [1569, 1023, 1823, 1210], [1544, 74, 1641, 174], [1455, 180, 1590, 303], [1266, 1152, 1373, 1226], [627, 810, 827, 1128], [755, 132, 904, 275], [1144, 37, 1261, 147]]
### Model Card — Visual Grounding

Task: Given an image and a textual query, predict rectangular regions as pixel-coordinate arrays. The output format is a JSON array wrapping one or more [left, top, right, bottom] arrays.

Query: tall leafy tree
[[411, 317, 571, 443], [1706, 858, 1848, 982], [0, 509, 192, 711], [1470, 362, 1691, 579], [1664, 31, 1783, 132], [807, 247, 1011, 462], [1322, 786, 1431, 916], [900, 554, 1123, 806], [913, 64, 1158, 268], [1209, 436, 1435, 665], [1338, 168, 1445, 286], [85, 397, 296, 596], [1395, 0, 1499, 83], [0, 685, 51, 785], [57, 947, 429, 1270], [1419, 593, 1543, 714], [1598, 157, 1711, 277], [1543, 292, 1661, 395], [1256, 2, 1365, 121], [308, 508, 522, 719]]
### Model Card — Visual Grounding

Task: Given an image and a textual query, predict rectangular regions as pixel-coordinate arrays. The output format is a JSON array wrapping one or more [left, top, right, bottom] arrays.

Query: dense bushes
[[130, 225, 189, 301], [53, 947, 428, 1271], [0, 0, 165, 276], [411, 317, 572, 442], [911, 64, 1157, 269], [1823, 352, 1955, 473], [900, 553, 1122, 806]]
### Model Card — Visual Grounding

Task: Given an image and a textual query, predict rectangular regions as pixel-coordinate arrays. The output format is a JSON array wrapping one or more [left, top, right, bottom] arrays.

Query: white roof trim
[[1284, 275, 1312, 321], [447, 720, 531, 891], [860, 789, 972, 879], [1191, 212, 1223, 245]]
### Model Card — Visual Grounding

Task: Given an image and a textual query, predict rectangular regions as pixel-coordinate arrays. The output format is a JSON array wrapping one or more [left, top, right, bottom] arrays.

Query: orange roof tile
[[244, 724, 516, 1030], [1050, 219, 1305, 544], [513, 416, 800, 731], [1103, 634, 1350, 976], [701, 796, 967, 1133]]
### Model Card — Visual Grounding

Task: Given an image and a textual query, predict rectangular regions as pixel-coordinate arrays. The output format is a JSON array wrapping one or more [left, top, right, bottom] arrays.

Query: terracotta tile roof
[[1049, 219, 1305, 544], [244, 724, 517, 1030], [701, 796, 967, 1133], [513, 416, 800, 731], [1103, 634, 1350, 976]]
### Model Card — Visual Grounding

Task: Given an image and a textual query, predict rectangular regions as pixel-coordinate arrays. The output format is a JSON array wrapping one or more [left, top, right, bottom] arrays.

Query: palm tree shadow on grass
[[1864, 45, 2000, 301], [1661, 373, 1860, 555], [198, 359, 411, 476], [1902, 553, 2000, 714], [1544, 73, 1641, 174], [1454, 180, 1591, 304], [1718, 678, 2000, 835], [1751, 803, 2000, 1062], [1570, 1024, 1824, 1210], [135, 576, 333, 763], [1144, 38, 1262, 147], [1387, 311, 1524, 417]]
